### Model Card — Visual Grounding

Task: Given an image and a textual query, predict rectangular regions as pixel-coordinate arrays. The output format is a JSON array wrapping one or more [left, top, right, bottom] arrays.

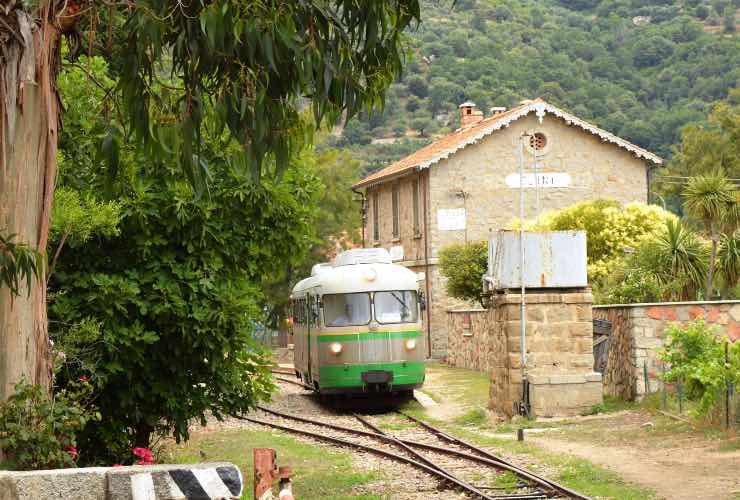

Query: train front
[[318, 259, 425, 395]]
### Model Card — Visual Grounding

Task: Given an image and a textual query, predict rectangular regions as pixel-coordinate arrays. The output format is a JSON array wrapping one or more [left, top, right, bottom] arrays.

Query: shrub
[[599, 272, 665, 305], [660, 321, 740, 418], [438, 241, 487, 306], [0, 380, 99, 471]]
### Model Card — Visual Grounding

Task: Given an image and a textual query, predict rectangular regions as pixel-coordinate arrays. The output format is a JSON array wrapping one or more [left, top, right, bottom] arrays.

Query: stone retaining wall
[[0, 462, 242, 500], [593, 300, 740, 400], [446, 309, 492, 372], [447, 291, 603, 417]]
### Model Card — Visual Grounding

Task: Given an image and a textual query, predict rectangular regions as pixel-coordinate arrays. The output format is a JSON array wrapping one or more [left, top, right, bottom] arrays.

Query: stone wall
[[0, 462, 243, 500], [491, 291, 602, 417], [448, 292, 603, 418], [594, 300, 740, 400], [447, 309, 492, 372]]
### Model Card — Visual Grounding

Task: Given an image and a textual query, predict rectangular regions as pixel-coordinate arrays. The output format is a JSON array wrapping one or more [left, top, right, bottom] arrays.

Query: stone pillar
[[489, 291, 602, 417]]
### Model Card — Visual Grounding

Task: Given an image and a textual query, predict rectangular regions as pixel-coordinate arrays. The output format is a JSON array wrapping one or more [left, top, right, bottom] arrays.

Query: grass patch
[[454, 407, 488, 426], [556, 457, 656, 499], [583, 395, 640, 415], [425, 362, 489, 409], [491, 471, 520, 492], [166, 428, 380, 499]]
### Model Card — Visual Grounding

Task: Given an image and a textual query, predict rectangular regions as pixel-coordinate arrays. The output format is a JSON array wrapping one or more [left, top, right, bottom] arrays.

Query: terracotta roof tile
[[353, 99, 662, 190]]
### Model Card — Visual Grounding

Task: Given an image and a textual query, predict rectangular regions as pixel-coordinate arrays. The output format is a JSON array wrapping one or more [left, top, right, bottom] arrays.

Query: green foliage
[[50, 188, 121, 245], [438, 241, 487, 306], [660, 321, 740, 418], [0, 380, 99, 471], [522, 200, 676, 285], [683, 171, 738, 296], [261, 147, 363, 329], [665, 95, 740, 192], [49, 149, 323, 462], [600, 271, 666, 304], [608, 219, 708, 302], [718, 231, 740, 295], [92, 0, 421, 187], [0, 232, 44, 298], [683, 172, 737, 232]]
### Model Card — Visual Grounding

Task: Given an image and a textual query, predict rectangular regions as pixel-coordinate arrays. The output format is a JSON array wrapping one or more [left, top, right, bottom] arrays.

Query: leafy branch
[[0, 231, 45, 298]]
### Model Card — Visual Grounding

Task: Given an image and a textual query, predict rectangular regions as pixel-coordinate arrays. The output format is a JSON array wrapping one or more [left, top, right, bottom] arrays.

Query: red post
[[254, 448, 277, 499]]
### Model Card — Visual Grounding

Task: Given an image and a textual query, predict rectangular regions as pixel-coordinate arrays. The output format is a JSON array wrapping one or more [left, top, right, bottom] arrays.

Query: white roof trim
[[417, 101, 662, 170]]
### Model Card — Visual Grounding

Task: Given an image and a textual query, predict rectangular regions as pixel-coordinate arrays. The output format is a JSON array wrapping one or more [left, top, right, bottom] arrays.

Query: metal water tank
[[486, 230, 588, 289]]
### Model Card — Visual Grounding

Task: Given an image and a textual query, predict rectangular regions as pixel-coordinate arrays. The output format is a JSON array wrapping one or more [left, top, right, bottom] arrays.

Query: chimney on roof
[[490, 106, 507, 116], [459, 101, 483, 128]]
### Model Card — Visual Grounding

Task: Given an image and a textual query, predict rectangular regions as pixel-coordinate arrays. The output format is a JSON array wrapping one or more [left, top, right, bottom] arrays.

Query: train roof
[[291, 249, 419, 296]]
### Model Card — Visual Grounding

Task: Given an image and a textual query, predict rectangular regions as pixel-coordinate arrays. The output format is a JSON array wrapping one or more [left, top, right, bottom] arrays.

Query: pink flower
[[132, 447, 154, 465], [78, 376, 88, 382], [65, 445, 78, 459]]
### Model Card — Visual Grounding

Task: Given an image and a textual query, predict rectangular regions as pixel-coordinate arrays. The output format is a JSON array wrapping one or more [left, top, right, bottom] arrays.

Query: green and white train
[[289, 248, 425, 395]]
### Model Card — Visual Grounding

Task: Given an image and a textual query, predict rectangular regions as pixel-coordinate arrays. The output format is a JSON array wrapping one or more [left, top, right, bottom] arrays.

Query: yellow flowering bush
[[511, 199, 677, 286]]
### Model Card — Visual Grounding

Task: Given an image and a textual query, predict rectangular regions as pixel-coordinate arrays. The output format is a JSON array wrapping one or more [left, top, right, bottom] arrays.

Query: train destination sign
[[505, 172, 571, 188]]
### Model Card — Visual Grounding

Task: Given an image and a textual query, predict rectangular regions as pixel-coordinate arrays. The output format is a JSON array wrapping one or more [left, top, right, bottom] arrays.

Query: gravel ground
[[192, 379, 571, 499]]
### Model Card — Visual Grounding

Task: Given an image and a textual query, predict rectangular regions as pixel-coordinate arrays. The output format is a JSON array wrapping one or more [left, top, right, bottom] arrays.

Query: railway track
[[241, 389, 590, 500]]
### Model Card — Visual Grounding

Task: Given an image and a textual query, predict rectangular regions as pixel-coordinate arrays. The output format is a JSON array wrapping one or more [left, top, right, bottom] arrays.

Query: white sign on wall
[[437, 208, 466, 231], [505, 173, 571, 188], [389, 245, 404, 262]]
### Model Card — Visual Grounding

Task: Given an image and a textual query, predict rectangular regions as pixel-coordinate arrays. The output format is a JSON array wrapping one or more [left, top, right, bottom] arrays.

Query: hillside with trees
[[328, 0, 740, 175]]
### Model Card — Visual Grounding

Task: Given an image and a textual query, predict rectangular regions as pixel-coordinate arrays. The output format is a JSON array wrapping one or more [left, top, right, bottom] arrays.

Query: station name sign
[[505, 173, 571, 188]]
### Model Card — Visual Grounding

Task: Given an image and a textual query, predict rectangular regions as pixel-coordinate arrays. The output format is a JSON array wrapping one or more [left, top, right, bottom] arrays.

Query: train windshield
[[323, 293, 371, 326], [374, 291, 418, 324]]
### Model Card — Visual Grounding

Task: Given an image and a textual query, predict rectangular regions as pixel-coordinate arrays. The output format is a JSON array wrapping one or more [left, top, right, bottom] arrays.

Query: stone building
[[351, 98, 663, 359]]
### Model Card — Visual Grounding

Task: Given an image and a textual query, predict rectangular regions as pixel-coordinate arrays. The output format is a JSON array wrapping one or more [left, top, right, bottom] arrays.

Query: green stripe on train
[[316, 331, 421, 343], [318, 361, 425, 388]]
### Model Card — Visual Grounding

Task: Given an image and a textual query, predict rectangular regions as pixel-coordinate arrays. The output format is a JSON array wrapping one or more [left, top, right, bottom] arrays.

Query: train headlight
[[330, 342, 343, 355], [363, 269, 377, 282], [405, 339, 417, 351]]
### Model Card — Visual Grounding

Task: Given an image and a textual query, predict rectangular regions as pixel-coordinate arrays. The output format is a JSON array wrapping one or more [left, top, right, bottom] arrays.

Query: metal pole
[[533, 149, 540, 217], [662, 362, 667, 410], [519, 134, 527, 397], [726, 341, 730, 430]]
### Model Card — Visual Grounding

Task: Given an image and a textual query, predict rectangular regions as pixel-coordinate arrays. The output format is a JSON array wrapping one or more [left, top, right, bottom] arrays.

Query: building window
[[529, 132, 547, 151], [372, 192, 380, 241], [392, 183, 400, 239], [412, 178, 421, 236]]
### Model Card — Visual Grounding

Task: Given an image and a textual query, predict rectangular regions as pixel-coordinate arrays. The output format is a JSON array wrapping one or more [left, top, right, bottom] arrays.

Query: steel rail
[[270, 367, 296, 376], [255, 406, 564, 498], [273, 375, 312, 390], [353, 414, 494, 500], [239, 415, 502, 500], [398, 411, 590, 500]]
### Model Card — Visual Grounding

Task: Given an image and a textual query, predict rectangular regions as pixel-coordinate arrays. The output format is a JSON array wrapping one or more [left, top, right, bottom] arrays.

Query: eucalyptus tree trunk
[[0, 8, 61, 400]]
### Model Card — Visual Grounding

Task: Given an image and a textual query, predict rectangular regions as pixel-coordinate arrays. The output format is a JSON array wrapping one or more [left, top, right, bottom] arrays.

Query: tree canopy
[[326, 0, 740, 174]]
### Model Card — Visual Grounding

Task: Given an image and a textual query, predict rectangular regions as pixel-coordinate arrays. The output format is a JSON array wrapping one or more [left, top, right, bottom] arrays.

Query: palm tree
[[635, 219, 708, 300], [718, 232, 740, 297], [682, 172, 737, 299]]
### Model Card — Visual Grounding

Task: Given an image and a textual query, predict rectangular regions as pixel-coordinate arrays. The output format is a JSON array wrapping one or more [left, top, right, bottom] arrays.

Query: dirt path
[[527, 413, 740, 500]]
